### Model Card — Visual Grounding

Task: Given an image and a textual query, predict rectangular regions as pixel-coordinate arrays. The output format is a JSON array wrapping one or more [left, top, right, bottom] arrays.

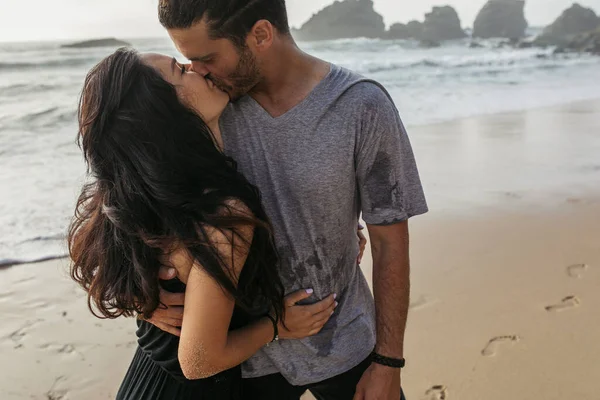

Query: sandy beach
[[1, 100, 599, 400]]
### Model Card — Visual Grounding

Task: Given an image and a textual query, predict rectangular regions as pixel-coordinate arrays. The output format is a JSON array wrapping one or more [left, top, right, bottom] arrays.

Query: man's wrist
[[371, 351, 406, 369], [374, 345, 404, 359], [369, 361, 400, 375]]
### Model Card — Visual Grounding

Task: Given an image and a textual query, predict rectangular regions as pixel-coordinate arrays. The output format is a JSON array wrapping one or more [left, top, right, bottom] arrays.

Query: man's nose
[[190, 61, 209, 77]]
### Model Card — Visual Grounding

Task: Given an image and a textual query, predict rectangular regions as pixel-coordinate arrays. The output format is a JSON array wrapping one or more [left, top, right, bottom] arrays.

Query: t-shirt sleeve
[[354, 83, 428, 225]]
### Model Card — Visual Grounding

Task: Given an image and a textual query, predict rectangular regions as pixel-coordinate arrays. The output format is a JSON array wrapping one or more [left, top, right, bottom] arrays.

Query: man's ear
[[247, 19, 274, 52]]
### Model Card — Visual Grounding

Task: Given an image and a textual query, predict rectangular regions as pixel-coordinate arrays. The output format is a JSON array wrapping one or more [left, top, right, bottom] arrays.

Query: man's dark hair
[[159, 0, 290, 47]]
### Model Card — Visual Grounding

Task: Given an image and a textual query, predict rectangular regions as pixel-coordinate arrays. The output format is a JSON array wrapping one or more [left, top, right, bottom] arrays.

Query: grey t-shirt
[[220, 64, 428, 386]]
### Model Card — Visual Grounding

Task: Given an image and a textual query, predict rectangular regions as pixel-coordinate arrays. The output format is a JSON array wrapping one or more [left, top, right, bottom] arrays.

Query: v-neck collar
[[243, 63, 335, 125]]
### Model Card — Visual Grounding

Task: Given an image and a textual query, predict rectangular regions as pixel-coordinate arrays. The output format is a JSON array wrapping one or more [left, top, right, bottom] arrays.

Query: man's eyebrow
[[170, 57, 177, 74], [188, 53, 216, 62]]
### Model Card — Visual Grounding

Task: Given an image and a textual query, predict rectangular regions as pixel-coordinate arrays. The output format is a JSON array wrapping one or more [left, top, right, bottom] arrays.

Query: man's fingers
[[152, 321, 181, 337], [357, 228, 367, 264], [158, 266, 177, 280], [143, 313, 183, 327], [352, 387, 365, 400], [154, 316, 183, 327], [153, 304, 184, 320], [284, 289, 314, 307], [159, 288, 185, 307]]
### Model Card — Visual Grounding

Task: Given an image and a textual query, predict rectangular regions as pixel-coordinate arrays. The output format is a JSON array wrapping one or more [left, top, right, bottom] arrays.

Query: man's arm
[[354, 221, 408, 400], [351, 83, 425, 399], [369, 221, 410, 359]]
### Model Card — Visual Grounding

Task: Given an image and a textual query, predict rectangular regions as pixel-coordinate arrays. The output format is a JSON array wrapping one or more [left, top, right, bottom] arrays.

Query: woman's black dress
[[116, 279, 252, 400]]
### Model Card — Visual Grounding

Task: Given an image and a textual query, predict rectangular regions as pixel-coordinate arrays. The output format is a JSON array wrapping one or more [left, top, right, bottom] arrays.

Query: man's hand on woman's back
[[140, 266, 185, 336], [146, 266, 338, 340]]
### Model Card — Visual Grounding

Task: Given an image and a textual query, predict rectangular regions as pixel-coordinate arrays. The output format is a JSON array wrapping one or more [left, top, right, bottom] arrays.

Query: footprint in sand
[[481, 335, 520, 357], [566, 264, 588, 278], [545, 296, 580, 312], [6, 319, 43, 344], [38, 342, 86, 360], [0, 290, 14, 301], [46, 376, 67, 400], [15, 276, 35, 284], [410, 295, 435, 310], [503, 191, 523, 200], [422, 385, 448, 400]]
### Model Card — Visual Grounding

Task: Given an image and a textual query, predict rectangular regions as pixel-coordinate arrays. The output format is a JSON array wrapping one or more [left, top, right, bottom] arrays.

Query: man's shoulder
[[329, 65, 396, 111]]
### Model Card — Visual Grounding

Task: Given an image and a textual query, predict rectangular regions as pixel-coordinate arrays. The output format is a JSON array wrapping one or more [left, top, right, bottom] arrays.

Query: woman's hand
[[277, 289, 338, 340]]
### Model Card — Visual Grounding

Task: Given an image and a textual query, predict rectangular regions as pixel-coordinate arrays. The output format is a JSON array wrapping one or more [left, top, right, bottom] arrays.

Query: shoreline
[[410, 98, 600, 214], [406, 96, 600, 129], [1, 98, 599, 400], [1, 199, 598, 400], [402, 94, 600, 131], [3, 97, 600, 268]]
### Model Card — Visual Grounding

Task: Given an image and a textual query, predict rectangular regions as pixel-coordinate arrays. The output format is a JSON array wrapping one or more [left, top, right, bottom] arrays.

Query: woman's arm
[[176, 200, 268, 379], [178, 246, 275, 379], [175, 203, 336, 380]]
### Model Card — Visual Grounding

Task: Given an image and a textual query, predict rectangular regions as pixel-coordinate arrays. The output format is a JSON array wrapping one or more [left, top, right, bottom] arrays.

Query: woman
[[68, 48, 336, 399]]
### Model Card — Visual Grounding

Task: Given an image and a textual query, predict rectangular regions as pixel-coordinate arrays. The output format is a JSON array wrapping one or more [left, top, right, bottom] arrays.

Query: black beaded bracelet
[[265, 314, 279, 343], [371, 352, 406, 368]]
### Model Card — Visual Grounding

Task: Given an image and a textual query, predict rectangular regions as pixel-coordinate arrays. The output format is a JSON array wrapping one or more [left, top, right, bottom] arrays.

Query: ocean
[[1, 35, 600, 266]]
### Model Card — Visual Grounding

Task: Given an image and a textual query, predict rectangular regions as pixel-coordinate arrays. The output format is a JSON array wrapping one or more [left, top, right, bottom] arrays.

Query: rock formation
[[473, 0, 528, 39], [536, 3, 600, 46], [61, 38, 131, 49], [555, 27, 600, 55], [292, 0, 385, 41], [420, 6, 466, 41]]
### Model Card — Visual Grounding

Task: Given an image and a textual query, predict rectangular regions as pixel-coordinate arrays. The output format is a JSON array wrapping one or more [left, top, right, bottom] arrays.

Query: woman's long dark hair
[[69, 48, 284, 323]]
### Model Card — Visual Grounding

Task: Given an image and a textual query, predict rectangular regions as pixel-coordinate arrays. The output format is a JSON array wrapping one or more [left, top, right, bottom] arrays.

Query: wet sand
[[1, 100, 599, 399]]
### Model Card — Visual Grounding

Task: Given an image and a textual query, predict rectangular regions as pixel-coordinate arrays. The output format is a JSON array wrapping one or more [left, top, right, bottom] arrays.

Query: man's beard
[[209, 46, 260, 101]]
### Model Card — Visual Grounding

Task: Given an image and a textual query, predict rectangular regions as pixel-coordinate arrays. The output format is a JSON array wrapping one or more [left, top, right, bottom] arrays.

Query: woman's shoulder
[[205, 198, 255, 254], [217, 198, 253, 218]]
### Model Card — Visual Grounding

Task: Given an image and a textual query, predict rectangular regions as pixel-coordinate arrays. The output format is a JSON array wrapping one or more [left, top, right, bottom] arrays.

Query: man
[[149, 1, 427, 398]]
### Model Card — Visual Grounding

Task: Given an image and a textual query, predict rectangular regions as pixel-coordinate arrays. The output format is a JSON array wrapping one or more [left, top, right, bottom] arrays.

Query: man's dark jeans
[[243, 356, 407, 400]]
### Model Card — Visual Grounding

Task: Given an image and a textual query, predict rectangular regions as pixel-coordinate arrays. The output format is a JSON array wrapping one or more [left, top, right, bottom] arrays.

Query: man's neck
[[249, 40, 330, 118]]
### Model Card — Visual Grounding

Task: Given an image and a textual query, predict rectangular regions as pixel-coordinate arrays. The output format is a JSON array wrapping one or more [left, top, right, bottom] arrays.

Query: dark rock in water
[[565, 28, 600, 55], [535, 3, 600, 47], [517, 38, 535, 48], [406, 20, 424, 39], [61, 38, 131, 49], [473, 0, 528, 39], [383, 20, 423, 40], [496, 37, 520, 48], [546, 28, 600, 55], [384, 7, 465, 42], [419, 39, 442, 48], [292, 0, 384, 41], [385, 23, 411, 39], [421, 6, 466, 41], [469, 41, 485, 48], [553, 46, 569, 54]]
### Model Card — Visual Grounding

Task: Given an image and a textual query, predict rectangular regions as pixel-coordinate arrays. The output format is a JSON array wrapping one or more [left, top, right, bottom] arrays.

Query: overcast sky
[[1, 0, 600, 42]]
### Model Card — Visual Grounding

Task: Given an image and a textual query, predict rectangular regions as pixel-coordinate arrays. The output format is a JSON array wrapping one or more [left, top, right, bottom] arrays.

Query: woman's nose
[[190, 62, 209, 77]]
